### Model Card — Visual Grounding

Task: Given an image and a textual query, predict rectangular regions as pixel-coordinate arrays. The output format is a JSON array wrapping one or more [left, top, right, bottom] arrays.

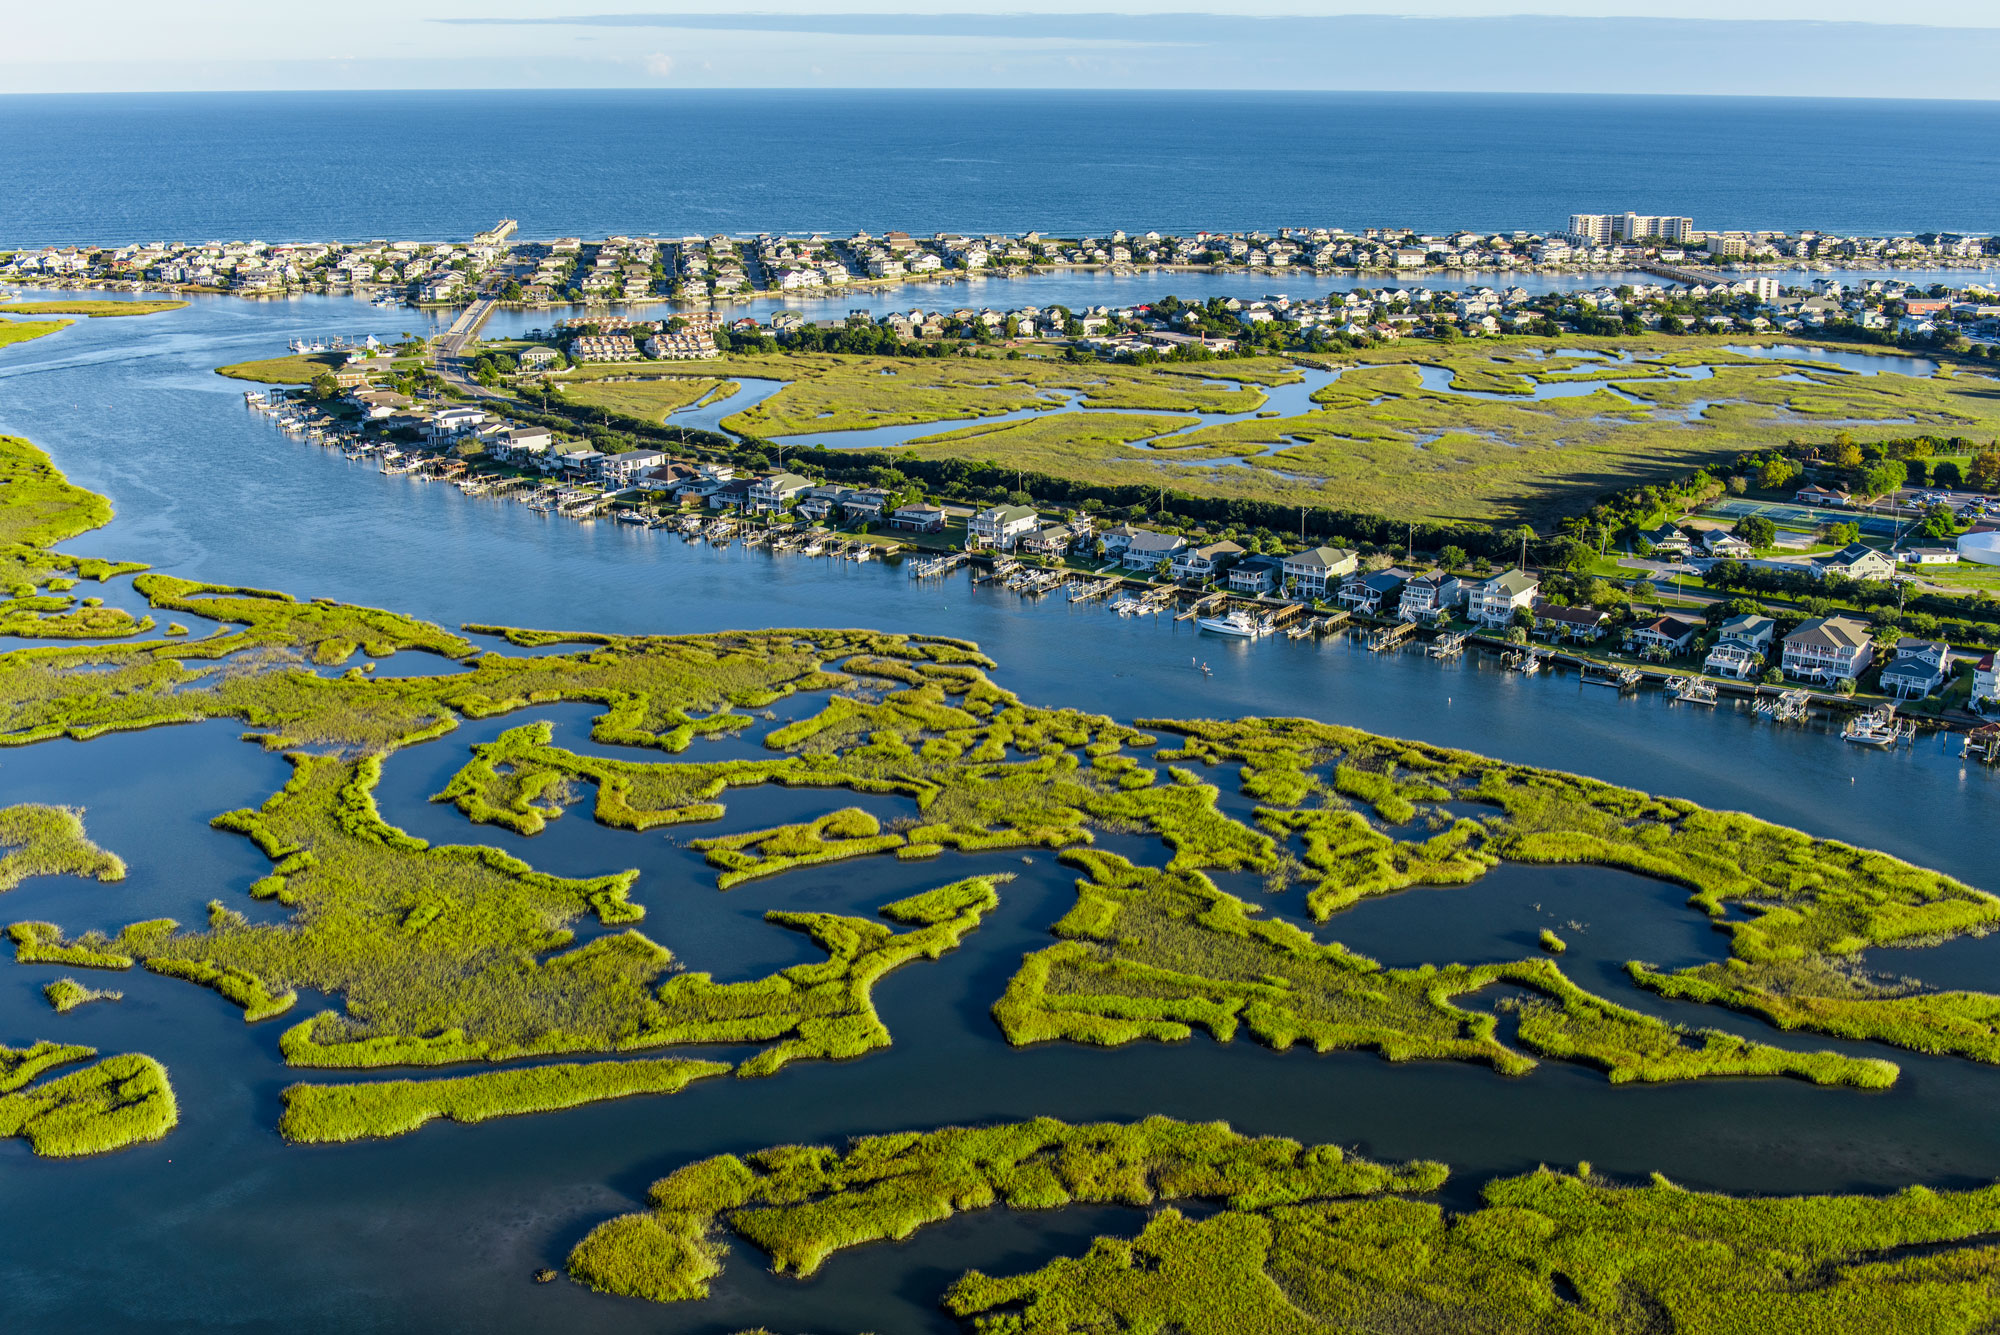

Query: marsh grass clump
[[0, 803, 124, 892], [1540, 928, 1567, 954], [0, 1042, 177, 1156], [566, 1115, 1445, 1303], [278, 1057, 731, 1143], [43, 977, 121, 1012], [947, 1166, 2000, 1334], [993, 851, 1891, 1088]]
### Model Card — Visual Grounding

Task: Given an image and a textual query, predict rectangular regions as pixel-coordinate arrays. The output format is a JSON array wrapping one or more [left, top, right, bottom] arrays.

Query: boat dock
[[1366, 621, 1417, 652]]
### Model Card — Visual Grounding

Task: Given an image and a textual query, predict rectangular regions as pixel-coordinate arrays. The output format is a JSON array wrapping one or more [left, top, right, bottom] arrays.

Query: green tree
[[1734, 515, 1777, 549], [1860, 458, 1906, 499], [1438, 544, 1467, 571], [1969, 450, 2000, 492], [1922, 504, 1959, 541], [308, 372, 339, 401]]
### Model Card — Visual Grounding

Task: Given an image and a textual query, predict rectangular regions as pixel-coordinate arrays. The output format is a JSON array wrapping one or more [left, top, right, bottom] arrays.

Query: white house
[[749, 472, 812, 512], [1467, 570, 1539, 627], [1336, 569, 1407, 616], [1121, 530, 1189, 572], [596, 448, 668, 487], [1781, 616, 1874, 683], [1878, 638, 1952, 699], [1703, 613, 1776, 679], [1227, 555, 1284, 595], [1171, 540, 1243, 583], [1628, 614, 1700, 657], [1279, 545, 1358, 597], [1974, 652, 1997, 706], [967, 504, 1039, 552], [1397, 573, 1467, 625], [1815, 543, 1897, 582]]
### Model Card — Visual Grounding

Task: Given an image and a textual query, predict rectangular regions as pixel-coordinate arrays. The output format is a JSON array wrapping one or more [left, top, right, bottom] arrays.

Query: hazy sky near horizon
[[11, 3, 2000, 95]]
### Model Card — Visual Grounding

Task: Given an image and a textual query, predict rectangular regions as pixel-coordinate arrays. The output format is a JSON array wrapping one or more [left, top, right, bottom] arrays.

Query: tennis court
[[1703, 498, 1900, 536]]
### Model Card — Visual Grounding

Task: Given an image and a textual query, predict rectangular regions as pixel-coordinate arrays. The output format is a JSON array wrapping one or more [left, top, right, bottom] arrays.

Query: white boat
[[1844, 706, 1901, 747], [1197, 609, 1270, 638]]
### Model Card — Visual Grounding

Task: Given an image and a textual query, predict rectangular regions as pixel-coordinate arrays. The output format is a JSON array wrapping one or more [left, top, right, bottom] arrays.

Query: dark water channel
[[0, 300, 1998, 1332]]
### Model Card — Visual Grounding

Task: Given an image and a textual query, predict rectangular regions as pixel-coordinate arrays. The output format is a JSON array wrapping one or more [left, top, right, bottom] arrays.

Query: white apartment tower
[[1567, 213, 1694, 244]]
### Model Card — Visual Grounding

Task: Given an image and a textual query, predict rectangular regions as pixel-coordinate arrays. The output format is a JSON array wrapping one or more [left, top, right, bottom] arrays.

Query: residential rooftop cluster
[[5, 212, 1995, 307]]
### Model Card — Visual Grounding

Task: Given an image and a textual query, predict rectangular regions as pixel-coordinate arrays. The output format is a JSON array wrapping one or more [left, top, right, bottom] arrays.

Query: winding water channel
[[0, 297, 1996, 1333]]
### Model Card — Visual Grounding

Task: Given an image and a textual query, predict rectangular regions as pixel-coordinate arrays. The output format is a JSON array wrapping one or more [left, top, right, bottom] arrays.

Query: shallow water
[[0, 299, 1998, 1333]]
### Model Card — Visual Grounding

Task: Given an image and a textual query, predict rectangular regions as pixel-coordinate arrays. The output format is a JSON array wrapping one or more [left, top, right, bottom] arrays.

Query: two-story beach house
[[967, 504, 1038, 552], [1703, 613, 1776, 679], [1397, 573, 1467, 625], [749, 472, 812, 512], [1172, 541, 1244, 584], [1879, 638, 1953, 699], [1781, 615, 1874, 683], [1467, 570, 1539, 627], [1279, 545, 1358, 598], [1121, 530, 1189, 572]]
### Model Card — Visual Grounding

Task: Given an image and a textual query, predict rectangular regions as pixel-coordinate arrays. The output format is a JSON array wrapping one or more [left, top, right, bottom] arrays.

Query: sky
[[9, 3, 2000, 96]]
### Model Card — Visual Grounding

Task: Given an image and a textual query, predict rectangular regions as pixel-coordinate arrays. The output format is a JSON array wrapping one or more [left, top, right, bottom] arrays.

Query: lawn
[[562, 377, 738, 422], [215, 351, 348, 384]]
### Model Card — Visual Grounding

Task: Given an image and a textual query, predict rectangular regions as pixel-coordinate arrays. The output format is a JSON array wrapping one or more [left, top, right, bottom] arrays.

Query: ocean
[[4, 89, 2000, 246]]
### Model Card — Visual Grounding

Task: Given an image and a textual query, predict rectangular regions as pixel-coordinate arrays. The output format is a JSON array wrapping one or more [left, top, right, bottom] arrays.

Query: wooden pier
[[1367, 621, 1417, 652]]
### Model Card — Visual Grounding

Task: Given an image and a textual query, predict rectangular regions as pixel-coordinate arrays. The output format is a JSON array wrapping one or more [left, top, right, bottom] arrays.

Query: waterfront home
[[638, 462, 700, 493], [1467, 570, 1539, 627], [1172, 540, 1244, 584], [1629, 614, 1700, 657], [1279, 545, 1358, 598], [1879, 638, 1952, 699], [1795, 484, 1852, 507], [1781, 615, 1874, 683], [1532, 601, 1610, 642], [749, 472, 812, 513], [707, 478, 753, 510], [1121, 531, 1188, 572], [597, 448, 668, 487], [1901, 546, 1961, 566], [518, 347, 560, 370], [667, 462, 737, 502], [1397, 573, 1467, 625], [553, 448, 605, 480], [492, 426, 554, 460], [795, 492, 840, 523], [840, 489, 891, 522], [967, 504, 1038, 552], [1701, 530, 1754, 559], [1096, 523, 1140, 559], [1336, 568, 1407, 616], [889, 503, 946, 533], [567, 335, 641, 363], [1814, 543, 1897, 582], [1974, 652, 1997, 706], [348, 389, 413, 421], [1635, 523, 1690, 555], [1018, 525, 1073, 559], [427, 405, 491, 438], [1703, 613, 1776, 678], [1227, 554, 1284, 595]]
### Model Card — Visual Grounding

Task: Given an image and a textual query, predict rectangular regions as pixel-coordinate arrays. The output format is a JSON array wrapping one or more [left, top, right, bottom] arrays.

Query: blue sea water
[[3, 90, 1999, 246]]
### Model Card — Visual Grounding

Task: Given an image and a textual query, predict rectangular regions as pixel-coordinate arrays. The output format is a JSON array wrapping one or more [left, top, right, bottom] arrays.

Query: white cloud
[[644, 51, 674, 78]]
